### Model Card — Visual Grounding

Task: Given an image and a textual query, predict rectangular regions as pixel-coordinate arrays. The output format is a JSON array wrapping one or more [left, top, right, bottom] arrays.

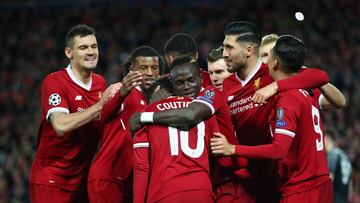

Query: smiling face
[[131, 56, 160, 90], [65, 35, 99, 70], [170, 63, 201, 99], [222, 35, 247, 73], [208, 58, 232, 91]]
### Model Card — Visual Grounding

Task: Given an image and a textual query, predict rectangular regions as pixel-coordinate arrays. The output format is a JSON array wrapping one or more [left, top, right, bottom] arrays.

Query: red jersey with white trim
[[200, 69, 212, 87], [133, 97, 217, 203], [192, 86, 244, 185], [223, 62, 274, 146], [270, 88, 330, 196], [30, 65, 106, 191], [88, 86, 147, 182]]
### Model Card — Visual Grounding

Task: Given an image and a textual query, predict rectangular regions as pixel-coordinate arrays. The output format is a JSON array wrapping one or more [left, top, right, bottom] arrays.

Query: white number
[[168, 122, 205, 158], [311, 105, 324, 151]]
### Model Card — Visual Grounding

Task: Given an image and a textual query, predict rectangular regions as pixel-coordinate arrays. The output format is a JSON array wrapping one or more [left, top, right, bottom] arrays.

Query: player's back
[[145, 97, 217, 202], [273, 89, 330, 196]]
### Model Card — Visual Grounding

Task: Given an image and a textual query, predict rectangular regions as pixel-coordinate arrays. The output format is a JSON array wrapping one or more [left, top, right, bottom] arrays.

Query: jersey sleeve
[[100, 91, 124, 122], [234, 94, 301, 160], [133, 126, 150, 203], [277, 67, 329, 93], [41, 75, 69, 120], [192, 86, 225, 115]]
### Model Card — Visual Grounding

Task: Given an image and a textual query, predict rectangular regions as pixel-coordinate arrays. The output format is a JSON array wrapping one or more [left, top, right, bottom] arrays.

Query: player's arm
[[252, 67, 329, 103], [318, 83, 346, 110], [135, 101, 212, 128], [49, 84, 118, 136], [133, 127, 150, 203], [211, 131, 293, 159], [101, 71, 143, 122]]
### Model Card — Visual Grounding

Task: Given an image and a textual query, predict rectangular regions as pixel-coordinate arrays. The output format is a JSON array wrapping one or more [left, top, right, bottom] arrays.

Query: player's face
[[208, 59, 232, 91], [223, 35, 247, 73], [267, 49, 277, 78], [66, 35, 99, 70], [171, 65, 201, 98], [131, 56, 160, 90], [260, 41, 276, 64]]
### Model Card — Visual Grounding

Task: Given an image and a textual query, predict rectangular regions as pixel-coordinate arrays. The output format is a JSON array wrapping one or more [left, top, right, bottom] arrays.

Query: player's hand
[[130, 113, 143, 134], [99, 82, 123, 106], [210, 132, 235, 156], [120, 71, 143, 97], [252, 81, 278, 104]]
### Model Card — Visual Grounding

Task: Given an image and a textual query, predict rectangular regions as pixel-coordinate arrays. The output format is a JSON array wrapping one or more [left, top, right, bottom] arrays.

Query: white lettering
[[156, 101, 190, 111]]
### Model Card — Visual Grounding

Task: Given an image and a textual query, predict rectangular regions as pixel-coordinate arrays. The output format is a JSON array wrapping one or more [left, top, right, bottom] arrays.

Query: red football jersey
[[88, 86, 147, 182], [30, 65, 106, 191], [200, 68, 212, 87], [223, 62, 274, 146], [270, 88, 330, 196], [133, 97, 218, 203], [193, 86, 245, 185]]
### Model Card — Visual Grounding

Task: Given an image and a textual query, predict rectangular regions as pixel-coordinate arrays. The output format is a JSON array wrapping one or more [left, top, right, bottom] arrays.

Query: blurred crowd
[[0, 0, 359, 202]]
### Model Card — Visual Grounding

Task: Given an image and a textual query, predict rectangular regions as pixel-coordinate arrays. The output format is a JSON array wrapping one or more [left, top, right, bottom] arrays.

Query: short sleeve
[[273, 94, 301, 139], [41, 75, 69, 120], [192, 86, 225, 115]]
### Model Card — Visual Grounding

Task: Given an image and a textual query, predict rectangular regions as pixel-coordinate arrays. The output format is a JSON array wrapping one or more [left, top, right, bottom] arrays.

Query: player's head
[[260, 34, 279, 63], [146, 77, 176, 103], [267, 35, 306, 79], [207, 46, 232, 91], [223, 21, 261, 73], [65, 24, 98, 70], [170, 55, 201, 98], [324, 128, 338, 152], [130, 46, 162, 90], [164, 33, 198, 66]]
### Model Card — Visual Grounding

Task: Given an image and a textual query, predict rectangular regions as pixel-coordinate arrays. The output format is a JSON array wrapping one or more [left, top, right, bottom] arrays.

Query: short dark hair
[[273, 35, 306, 73], [146, 77, 176, 102], [164, 33, 197, 58], [170, 55, 199, 72], [66, 24, 96, 48], [130, 46, 164, 74], [207, 46, 224, 63], [224, 21, 261, 49]]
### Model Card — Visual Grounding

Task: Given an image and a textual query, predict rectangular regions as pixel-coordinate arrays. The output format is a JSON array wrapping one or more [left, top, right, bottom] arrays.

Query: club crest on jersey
[[276, 107, 286, 127], [253, 77, 261, 91], [49, 93, 61, 106]]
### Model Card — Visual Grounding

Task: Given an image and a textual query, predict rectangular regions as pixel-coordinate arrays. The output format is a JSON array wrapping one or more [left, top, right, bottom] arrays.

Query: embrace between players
[[30, 21, 346, 203]]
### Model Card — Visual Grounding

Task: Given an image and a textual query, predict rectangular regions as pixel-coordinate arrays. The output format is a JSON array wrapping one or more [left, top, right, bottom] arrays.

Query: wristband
[[140, 112, 154, 123]]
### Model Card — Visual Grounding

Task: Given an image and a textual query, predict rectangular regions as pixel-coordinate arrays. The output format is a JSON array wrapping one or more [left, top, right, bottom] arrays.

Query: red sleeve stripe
[[133, 142, 149, 149], [275, 128, 295, 138]]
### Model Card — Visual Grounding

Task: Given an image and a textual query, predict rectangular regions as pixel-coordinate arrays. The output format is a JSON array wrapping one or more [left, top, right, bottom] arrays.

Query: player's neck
[[71, 64, 92, 84], [237, 57, 259, 80]]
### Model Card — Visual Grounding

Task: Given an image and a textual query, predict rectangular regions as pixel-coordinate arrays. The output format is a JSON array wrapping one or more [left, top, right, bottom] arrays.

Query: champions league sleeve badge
[[276, 107, 286, 127], [49, 93, 61, 106]]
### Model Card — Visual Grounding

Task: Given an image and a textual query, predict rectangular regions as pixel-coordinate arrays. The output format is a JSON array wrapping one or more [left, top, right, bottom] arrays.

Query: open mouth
[[143, 78, 155, 86], [183, 91, 195, 98]]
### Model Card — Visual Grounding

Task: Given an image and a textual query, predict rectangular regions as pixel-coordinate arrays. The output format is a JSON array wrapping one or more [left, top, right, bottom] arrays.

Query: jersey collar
[[235, 60, 262, 87], [66, 64, 92, 91]]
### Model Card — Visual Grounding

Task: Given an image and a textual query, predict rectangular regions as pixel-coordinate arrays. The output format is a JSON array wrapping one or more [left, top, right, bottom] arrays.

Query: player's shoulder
[[278, 89, 311, 105], [146, 96, 191, 111], [43, 68, 67, 84], [91, 72, 106, 84]]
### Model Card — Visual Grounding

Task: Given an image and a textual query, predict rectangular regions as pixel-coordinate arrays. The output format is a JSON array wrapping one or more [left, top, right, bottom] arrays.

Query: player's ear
[[273, 59, 280, 71], [65, 47, 73, 60], [246, 44, 254, 57]]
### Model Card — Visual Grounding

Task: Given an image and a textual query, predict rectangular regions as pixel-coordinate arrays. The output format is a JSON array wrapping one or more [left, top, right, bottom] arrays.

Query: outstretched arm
[[318, 83, 346, 110], [252, 67, 329, 103]]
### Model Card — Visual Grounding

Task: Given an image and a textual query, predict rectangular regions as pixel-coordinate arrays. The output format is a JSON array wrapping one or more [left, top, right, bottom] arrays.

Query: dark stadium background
[[0, 0, 359, 202]]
